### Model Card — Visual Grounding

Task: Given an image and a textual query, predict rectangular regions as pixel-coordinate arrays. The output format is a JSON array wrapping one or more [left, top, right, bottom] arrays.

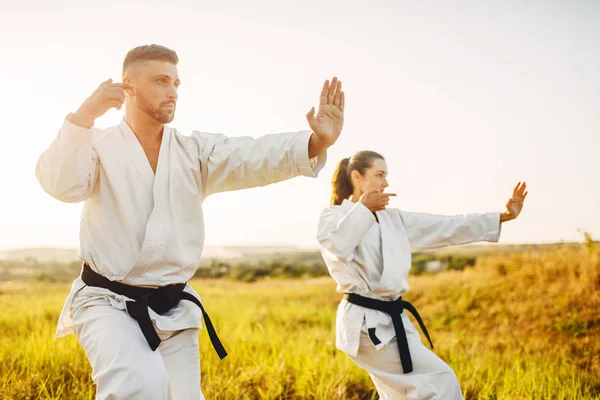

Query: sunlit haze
[[1, 0, 599, 251]]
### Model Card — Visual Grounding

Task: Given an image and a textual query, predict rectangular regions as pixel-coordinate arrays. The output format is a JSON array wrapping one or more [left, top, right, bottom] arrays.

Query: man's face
[[124, 60, 180, 123]]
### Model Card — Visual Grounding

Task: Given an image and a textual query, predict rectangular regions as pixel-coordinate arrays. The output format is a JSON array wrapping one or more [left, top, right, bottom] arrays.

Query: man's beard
[[136, 90, 176, 124]]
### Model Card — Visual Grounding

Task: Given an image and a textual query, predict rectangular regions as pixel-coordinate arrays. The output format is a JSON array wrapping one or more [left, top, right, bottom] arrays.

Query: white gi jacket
[[317, 199, 501, 356], [36, 117, 326, 338]]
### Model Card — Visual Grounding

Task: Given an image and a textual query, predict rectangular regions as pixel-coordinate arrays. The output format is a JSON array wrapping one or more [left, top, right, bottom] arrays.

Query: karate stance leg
[[72, 302, 172, 400], [159, 328, 204, 400], [348, 315, 463, 400]]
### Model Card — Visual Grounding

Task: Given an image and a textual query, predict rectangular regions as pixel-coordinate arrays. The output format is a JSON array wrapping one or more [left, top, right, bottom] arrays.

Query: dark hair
[[122, 44, 178, 76], [330, 151, 385, 205]]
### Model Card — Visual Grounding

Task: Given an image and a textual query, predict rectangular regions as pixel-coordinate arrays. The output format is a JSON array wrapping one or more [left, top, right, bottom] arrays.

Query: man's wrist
[[68, 109, 96, 129], [308, 133, 329, 159]]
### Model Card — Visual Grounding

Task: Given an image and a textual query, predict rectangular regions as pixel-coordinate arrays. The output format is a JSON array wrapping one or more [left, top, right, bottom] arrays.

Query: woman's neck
[[351, 190, 362, 203]]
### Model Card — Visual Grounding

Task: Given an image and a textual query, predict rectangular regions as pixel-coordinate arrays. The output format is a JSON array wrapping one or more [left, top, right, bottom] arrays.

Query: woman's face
[[352, 158, 389, 195]]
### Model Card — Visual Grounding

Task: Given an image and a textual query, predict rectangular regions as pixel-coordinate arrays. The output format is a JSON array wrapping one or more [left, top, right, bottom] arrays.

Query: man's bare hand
[[68, 79, 135, 128], [307, 77, 345, 158]]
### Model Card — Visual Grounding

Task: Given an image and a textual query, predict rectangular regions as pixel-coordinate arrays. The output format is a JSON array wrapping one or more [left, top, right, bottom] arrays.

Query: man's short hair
[[122, 44, 178, 76]]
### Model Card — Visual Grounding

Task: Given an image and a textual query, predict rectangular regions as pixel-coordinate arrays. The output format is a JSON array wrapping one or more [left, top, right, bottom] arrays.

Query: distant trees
[[194, 253, 479, 281], [194, 259, 328, 282], [410, 254, 477, 275], [1, 251, 481, 283]]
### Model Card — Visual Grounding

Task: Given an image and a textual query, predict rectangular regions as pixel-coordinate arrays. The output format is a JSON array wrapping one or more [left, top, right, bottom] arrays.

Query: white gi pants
[[348, 318, 463, 400], [72, 294, 203, 400]]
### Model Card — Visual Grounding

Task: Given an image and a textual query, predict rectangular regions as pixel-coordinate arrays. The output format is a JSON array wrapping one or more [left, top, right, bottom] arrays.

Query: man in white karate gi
[[36, 44, 344, 399]]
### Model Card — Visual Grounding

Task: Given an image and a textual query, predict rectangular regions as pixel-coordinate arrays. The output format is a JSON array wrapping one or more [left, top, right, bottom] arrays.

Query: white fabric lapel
[[119, 118, 156, 187], [371, 210, 408, 295], [126, 126, 172, 277]]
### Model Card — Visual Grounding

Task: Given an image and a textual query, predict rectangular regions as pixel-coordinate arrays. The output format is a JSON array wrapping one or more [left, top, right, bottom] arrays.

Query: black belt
[[343, 293, 433, 374], [81, 263, 227, 360]]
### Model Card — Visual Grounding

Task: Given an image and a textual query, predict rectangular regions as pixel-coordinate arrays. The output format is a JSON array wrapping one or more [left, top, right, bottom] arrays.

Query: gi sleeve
[[35, 116, 100, 203], [195, 130, 326, 197], [316, 202, 377, 263], [398, 210, 501, 251]]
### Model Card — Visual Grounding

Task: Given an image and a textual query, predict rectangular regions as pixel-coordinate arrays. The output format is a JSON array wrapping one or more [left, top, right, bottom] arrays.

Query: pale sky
[[0, 0, 599, 250]]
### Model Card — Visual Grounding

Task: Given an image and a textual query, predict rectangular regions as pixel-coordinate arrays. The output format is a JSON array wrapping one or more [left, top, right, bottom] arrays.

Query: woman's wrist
[[500, 212, 513, 223]]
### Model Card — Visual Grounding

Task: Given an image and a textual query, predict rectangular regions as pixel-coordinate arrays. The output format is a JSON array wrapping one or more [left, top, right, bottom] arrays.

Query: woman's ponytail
[[331, 157, 353, 205]]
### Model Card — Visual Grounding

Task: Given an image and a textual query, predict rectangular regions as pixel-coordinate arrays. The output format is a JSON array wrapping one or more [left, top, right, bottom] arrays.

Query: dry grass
[[0, 244, 598, 399]]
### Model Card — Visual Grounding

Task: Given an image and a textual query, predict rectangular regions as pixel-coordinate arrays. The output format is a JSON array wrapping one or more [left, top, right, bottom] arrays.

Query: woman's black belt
[[343, 293, 433, 373]]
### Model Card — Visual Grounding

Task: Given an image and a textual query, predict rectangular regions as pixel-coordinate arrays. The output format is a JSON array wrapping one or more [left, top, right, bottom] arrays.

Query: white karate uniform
[[36, 117, 326, 399], [317, 199, 501, 400]]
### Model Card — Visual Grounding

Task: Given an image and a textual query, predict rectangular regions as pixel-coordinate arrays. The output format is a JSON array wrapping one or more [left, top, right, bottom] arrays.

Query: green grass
[[0, 245, 599, 399]]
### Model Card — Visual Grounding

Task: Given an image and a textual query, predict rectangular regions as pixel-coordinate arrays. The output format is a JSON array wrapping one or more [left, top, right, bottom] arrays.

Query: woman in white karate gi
[[317, 151, 527, 400]]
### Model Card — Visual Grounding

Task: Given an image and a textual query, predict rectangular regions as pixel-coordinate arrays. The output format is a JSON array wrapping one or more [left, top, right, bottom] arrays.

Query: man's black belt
[[343, 293, 433, 374], [81, 263, 227, 360]]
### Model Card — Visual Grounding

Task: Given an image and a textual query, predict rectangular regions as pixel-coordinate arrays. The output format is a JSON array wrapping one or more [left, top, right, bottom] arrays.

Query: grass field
[[0, 244, 599, 399]]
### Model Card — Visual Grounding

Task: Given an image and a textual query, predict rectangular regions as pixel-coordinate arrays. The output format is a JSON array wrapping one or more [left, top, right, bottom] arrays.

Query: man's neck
[[124, 109, 164, 143]]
